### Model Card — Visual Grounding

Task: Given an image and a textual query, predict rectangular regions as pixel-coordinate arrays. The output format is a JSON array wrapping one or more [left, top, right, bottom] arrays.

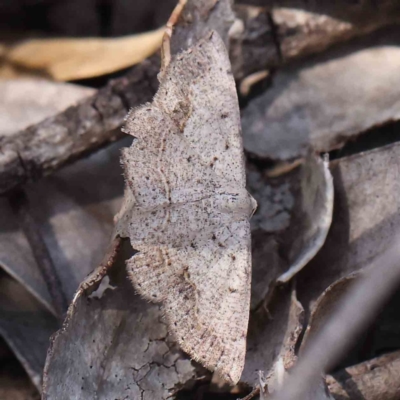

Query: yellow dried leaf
[[5, 27, 164, 81]]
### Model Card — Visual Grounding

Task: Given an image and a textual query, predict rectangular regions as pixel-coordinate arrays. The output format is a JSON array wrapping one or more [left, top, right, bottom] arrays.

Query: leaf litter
[[2, 0, 400, 398], [15, 0, 336, 397], [42, 242, 198, 400]]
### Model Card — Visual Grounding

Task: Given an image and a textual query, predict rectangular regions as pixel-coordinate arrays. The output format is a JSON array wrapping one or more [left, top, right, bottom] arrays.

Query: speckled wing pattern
[[115, 32, 256, 384]]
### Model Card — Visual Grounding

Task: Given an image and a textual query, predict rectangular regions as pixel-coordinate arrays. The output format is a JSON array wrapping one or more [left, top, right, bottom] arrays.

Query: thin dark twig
[[272, 237, 400, 400], [9, 189, 68, 319]]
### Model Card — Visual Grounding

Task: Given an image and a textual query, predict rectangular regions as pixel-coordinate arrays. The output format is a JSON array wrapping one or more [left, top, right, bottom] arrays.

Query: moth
[[115, 31, 256, 384]]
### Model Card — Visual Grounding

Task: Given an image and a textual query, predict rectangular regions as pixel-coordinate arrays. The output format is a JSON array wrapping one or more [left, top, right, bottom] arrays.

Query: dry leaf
[[0, 140, 124, 311], [249, 232, 282, 310], [0, 140, 126, 390], [242, 30, 400, 160], [0, 79, 95, 136], [0, 270, 58, 391], [245, 1, 400, 55], [242, 286, 304, 386], [248, 153, 333, 308], [4, 28, 164, 81], [230, 3, 400, 86], [272, 8, 353, 60], [0, 77, 130, 194], [298, 142, 400, 310], [276, 155, 333, 283], [300, 273, 400, 399], [0, 340, 40, 400], [301, 273, 359, 351], [42, 244, 198, 400]]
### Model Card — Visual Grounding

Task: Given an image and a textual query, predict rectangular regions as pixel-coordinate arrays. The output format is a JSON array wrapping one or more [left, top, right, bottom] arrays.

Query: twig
[[161, 0, 187, 71], [0, 58, 160, 195], [326, 350, 400, 400], [272, 236, 400, 400], [8, 189, 68, 319]]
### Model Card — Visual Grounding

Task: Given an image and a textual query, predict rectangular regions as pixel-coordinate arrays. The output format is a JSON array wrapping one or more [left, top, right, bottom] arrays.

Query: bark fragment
[[327, 351, 400, 400], [0, 60, 159, 194], [42, 245, 198, 400]]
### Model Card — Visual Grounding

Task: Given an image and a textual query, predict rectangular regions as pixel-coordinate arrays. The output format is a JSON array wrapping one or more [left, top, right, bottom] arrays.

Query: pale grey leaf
[[0, 270, 58, 391], [242, 32, 400, 160], [0, 140, 126, 389], [298, 142, 400, 310], [277, 155, 333, 283], [0, 140, 125, 312], [42, 255, 198, 400], [248, 153, 333, 307], [0, 79, 95, 137]]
